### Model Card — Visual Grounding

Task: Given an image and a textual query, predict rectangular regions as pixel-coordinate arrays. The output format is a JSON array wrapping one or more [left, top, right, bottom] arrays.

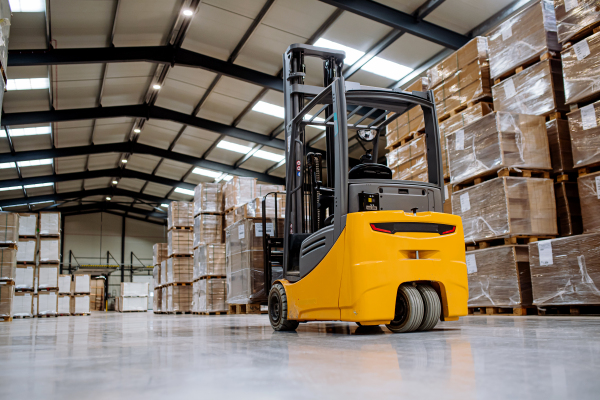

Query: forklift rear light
[[370, 222, 456, 235], [440, 226, 456, 235], [370, 223, 391, 233]]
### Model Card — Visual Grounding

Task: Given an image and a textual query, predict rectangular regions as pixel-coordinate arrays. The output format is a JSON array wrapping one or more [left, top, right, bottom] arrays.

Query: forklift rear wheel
[[268, 283, 299, 331], [416, 284, 441, 331], [386, 283, 424, 333]]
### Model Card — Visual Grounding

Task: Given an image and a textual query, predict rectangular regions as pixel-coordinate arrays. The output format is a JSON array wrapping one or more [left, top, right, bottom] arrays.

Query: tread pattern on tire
[[269, 283, 299, 332], [416, 284, 441, 331], [386, 284, 424, 333]]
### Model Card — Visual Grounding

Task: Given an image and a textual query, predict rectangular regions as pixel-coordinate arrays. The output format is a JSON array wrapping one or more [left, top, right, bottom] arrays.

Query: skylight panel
[[174, 187, 194, 196]]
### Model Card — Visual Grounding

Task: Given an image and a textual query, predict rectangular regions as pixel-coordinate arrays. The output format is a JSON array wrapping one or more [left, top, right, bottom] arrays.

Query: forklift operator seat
[[348, 163, 393, 180]]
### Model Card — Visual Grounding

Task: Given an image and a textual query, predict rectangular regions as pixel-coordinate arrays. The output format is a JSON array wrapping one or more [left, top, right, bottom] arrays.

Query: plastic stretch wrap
[[168, 202, 193, 229], [195, 278, 227, 312], [0, 0, 11, 73], [37, 291, 57, 316], [160, 260, 167, 285], [153, 243, 168, 266], [70, 295, 90, 314], [256, 184, 285, 197], [194, 244, 226, 279], [193, 214, 223, 247], [567, 101, 600, 167], [16, 238, 36, 263], [72, 274, 90, 294], [234, 196, 285, 224], [39, 212, 60, 236], [16, 265, 34, 290], [428, 37, 488, 89], [0, 282, 13, 317], [446, 112, 551, 184], [452, 177, 558, 243], [167, 285, 192, 312], [37, 265, 58, 289], [0, 212, 19, 245], [555, 181, 583, 236], [119, 296, 147, 312], [223, 176, 257, 211], [193, 182, 223, 215], [121, 282, 149, 297], [0, 248, 16, 281], [225, 210, 235, 228], [577, 171, 600, 233], [443, 183, 453, 214], [467, 245, 532, 307], [168, 229, 193, 256], [58, 275, 71, 294], [561, 31, 600, 104], [18, 213, 37, 237], [488, 0, 560, 80], [226, 218, 284, 304], [154, 288, 162, 312], [161, 286, 167, 311], [57, 295, 70, 314], [492, 59, 567, 116], [13, 292, 32, 317], [546, 119, 574, 174], [529, 233, 600, 304], [167, 257, 193, 284], [554, 0, 600, 43], [388, 136, 428, 182], [153, 265, 160, 287], [39, 238, 60, 263]]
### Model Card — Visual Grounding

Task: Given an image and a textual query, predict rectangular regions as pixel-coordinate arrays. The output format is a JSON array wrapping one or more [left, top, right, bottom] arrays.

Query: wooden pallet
[[537, 305, 600, 316], [197, 275, 227, 281], [18, 235, 37, 239], [167, 311, 192, 315], [15, 288, 35, 292], [468, 306, 537, 316], [555, 172, 578, 183], [1, 316, 13, 322], [169, 226, 193, 231], [437, 97, 492, 123], [57, 314, 70, 317], [37, 288, 59, 292], [169, 254, 193, 258], [466, 235, 555, 251], [166, 282, 193, 287], [0, 243, 17, 250], [37, 314, 58, 318], [562, 25, 600, 51], [576, 161, 600, 177], [228, 303, 266, 315], [13, 315, 34, 319], [71, 313, 90, 316], [453, 167, 551, 192], [192, 311, 228, 315], [118, 310, 147, 313], [493, 51, 554, 85], [39, 261, 60, 265]]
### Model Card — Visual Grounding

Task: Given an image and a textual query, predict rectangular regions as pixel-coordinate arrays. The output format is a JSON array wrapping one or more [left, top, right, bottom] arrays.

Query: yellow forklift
[[261, 44, 468, 332]]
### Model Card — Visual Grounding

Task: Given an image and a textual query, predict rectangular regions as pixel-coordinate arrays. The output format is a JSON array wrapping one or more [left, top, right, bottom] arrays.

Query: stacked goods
[[0, 248, 16, 282], [13, 291, 33, 318], [194, 244, 226, 279], [39, 212, 60, 236], [167, 257, 193, 284], [385, 78, 429, 149], [58, 275, 71, 294], [161, 286, 167, 312], [15, 264, 34, 290], [256, 184, 285, 198], [387, 135, 428, 182], [446, 112, 551, 184], [57, 293, 70, 316], [57, 275, 71, 315], [167, 284, 192, 313], [69, 275, 90, 315], [554, 0, 600, 44], [153, 243, 168, 266], [193, 214, 223, 247], [562, 31, 600, 104], [0, 281, 14, 320], [566, 101, 600, 169], [546, 119, 574, 174], [153, 265, 160, 288], [193, 182, 223, 215], [195, 278, 227, 313], [0, 212, 19, 246], [18, 213, 37, 237], [232, 196, 285, 223], [90, 278, 104, 311], [37, 264, 58, 290], [37, 290, 57, 317], [168, 201, 193, 230], [487, 0, 560, 82], [1, 213, 19, 320], [466, 245, 532, 308], [38, 212, 60, 310], [71, 274, 90, 294], [555, 181, 583, 236], [117, 282, 148, 312], [577, 171, 600, 233], [529, 233, 600, 305], [160, 260, 167, 286], [223, 177, 257, 212], [168, 229, 193, 256], [192, 244, 226, 313], [154, 288, 162, 312], [16, 238, 36, 263], [452, 177, 558, 243], [166, 202, 194, 312]]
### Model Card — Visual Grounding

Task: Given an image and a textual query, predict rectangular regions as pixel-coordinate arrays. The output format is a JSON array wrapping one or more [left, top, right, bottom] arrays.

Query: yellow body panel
[[280, 211, 468, 323]]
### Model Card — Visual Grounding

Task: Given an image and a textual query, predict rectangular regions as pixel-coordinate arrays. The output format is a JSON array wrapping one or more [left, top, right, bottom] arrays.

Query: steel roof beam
[[57, 202, 167, 219], [413, 0, 446, 20]]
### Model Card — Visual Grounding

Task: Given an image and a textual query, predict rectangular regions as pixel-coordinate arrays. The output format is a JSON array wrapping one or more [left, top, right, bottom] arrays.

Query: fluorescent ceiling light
[[215, 173, 233, 183], [112, 180, 118, 184], [192, 167, 222, 178], [8, 0, 45, 12], [254, 150, 285, 162], [30, 201, 54, 205], [121, 159, 128, 163], [0, 162, 16, 169], [174, 187, 194, 196], [0, 186, 23, 192], [1, 125, 52, 137], [313, 38, 364, 65], [133, 128, 141, 133], [252, 101, 325, 130], [24, 182, 53, 189], [217, 140, 252, 154], [183, 9, 193, 16], [161, 204, 169, 207], [152, 84, 161, 90], [6, 78, 50, 91], [106, 197, 111, 201], [17, 159, 53, 167], [362, 57, 413, 81]]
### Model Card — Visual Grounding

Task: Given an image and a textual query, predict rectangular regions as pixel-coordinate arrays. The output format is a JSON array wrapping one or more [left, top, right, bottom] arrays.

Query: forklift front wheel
[[386, 283, 424, 333], [268, 283, 299, 332]]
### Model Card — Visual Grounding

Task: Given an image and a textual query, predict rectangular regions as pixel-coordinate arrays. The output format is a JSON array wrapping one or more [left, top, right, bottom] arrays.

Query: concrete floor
[[1, 312, 599, 400]]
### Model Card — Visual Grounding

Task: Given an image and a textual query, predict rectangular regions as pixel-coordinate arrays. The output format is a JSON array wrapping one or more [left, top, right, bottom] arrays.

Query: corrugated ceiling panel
[[126, 154, 161, 174], [87, 153, 120, 170], [113, 0, 181, 47], [425, 0, 514, 35], [51, 0, 115, 48], [137, 120, 181, 150], [171, 125, 219, 158], [8, 12, 46, 50], [143, 182, 171, 197], [55, 156, 87, 174]]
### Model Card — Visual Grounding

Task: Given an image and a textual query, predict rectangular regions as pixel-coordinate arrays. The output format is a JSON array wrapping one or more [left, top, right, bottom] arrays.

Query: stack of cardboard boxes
[[0, 212, 18, 320], [116, 282, 149, 312], [152, 243, 168, 313], [166, 202, 194, 313]]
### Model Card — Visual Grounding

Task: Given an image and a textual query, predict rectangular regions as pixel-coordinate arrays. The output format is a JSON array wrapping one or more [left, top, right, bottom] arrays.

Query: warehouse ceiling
[[0, 0, 530, 224]]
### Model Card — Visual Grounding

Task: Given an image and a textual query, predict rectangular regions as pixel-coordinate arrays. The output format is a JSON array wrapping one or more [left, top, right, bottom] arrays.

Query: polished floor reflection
[[1, 312, 599, 399]]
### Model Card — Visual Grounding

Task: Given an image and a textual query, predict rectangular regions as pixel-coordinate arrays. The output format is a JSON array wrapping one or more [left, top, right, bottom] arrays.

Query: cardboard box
[[554, 0, 600, 43], [488, 0, 560, 80], [37, 291, 57, 316], [37, 264, 59, 290], [0, 248, 16, 281], [168, 202, 193, 229], [428, 37, 489, 89], [119, 296, 147, 312], [577, 171, 600, 233], [194, 182, 223, 215], [452, 177, 558, 243], [466, 245, 532, 307], [57, 294, 70, 315], [161, 286, 168, 311], [223, 177, 257, 211], [167, 285, 192, 312], [555, 181, 583, 236], [153, 243, 168, 266], [39, 212, 60, 236], [13, 291, 33, 317], [72, 274, 90, 294], [529, 233, 600, 305], [16, 238, 36, 263], [233, 197, 285, 224], [70, 295, 90, 314], [567, 100, 600, 168], [167, 257, 193, 284], [160, 260, 167, 285], [15, 264, 35, 290], [39, 238, 60, 263], [256, 184, 285, 198], [194, 278, 227, 313], [546, 119, 574, 174], [0, 213, 18, 246], [0, 282, 13, 317], [561, 31, 600, 104], [58, 274, 71, 294], [168, 229, 193, 256], [443, 183, 453, 214], [446, 112, 551, 184], [193, 214, 223, 247], [153, 265, 161, 287], [18, 213, 37, 237], [388, 135, 428, 182], [154, 288, 162, 312], [194, 244, 226, 279], [121, 282, 149, 297]]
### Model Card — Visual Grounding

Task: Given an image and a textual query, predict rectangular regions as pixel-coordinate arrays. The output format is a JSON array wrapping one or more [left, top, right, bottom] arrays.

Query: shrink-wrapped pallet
[[492, 59, 567, 116], [446, 112, 551, 184], [193, 214, 223, 247], [567, 101, 600, 168], [578, 171, 600, 233], [70, 295, 90, 314], [152, 243, 168, 266], [15, 265, 34, 290], [193, 182, 223, 215], [0, 248, 16, 281], [119, 296, 147, 312], [168, 229, 193, 256], [233, 196, 285, 223], [37, 291, 57, 316], [72, 274, 90, 294], [428, 37, 489, 89], [16, 238, 36, 263], [121, 282, 149, 297], [37, 264, 58, 290], [487, 0, 560, 81], [39, 238, 60, 263], [546, 119, 574, 174], [18, 213, 37, 237], [256, 184, 285, 197], [224, 209, 235, 229], [39, 212, 60, 236], [389, 135, 428, 182], [160, 260, 167, 286], [196, 278, 227, 313], [0, 212, 19, 245], [14, 292, 33, 317], [168, 202, 193, 229], [167, 285, 192, 312], [0, 281, 13, 318], [153, 265, 160, 287], [154, 288, 162, 312], [161, 286, 167, 311], [443, 183, 453, 214], [555, 181, 583, 236], [223, 177, 256, 211], [529, 233, 600, 304], [58, 274, 71, 294], [561, 31, 600, 104], [466, 245, 532, 307], [57, 295, 70, 315], [452, 177, 558, 243], [167, 257, 193, 284], [194, 244, 226, 279], [554, 0, 600, 43]]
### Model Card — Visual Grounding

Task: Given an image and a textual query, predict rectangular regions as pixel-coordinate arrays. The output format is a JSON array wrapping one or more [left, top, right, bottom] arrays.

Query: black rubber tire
[[268, 283, 299, 331], [386, 283, 424, 333], [416, 284, 441, 331]]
